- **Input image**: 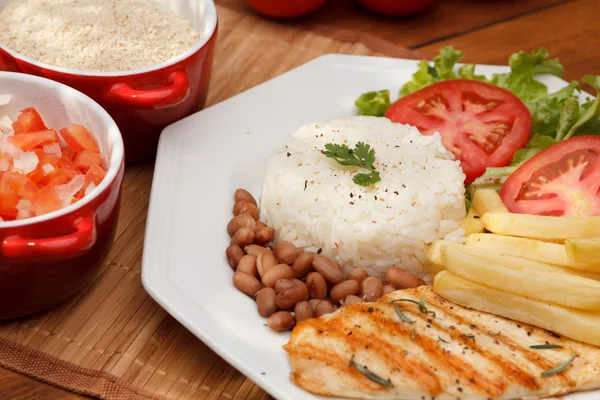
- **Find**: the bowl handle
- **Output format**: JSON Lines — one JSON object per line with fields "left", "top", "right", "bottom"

{"left": 107, "top": 70, "right": 190, "bottom": 109}
{"left": 2, "top": 213, "right": 97, "bottom": 260}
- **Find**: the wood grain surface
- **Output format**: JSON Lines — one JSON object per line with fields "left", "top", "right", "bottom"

{"left": 1, "top": 0, "right": 599, "bottom": 399}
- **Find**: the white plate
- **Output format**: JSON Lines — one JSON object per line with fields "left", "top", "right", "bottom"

{"left": 142, "top": 54, "right": 593, "bottom": 400}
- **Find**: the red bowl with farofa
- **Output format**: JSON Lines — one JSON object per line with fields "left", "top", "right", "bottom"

{"left": 0, "top": 0, "right": 218, "bottom": 163}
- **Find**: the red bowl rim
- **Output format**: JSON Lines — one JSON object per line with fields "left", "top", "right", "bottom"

{"left": 0, "top": 71, "right": 125, "bottom": 228}
{"left": 0, "top": 0, "right": 217, "bottom": 78}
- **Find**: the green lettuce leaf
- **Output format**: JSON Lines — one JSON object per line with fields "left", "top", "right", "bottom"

{"left": 399, "top": 46, "right": 465, "bottom": 96}
{"left": 355, "top": 90, "right": 391, "bottom": 117}
{"left": 560, "top": 75, "right": 600, "bottom": 140}
{"left": 468, "top": 134, "right": 557, "bottom": 194}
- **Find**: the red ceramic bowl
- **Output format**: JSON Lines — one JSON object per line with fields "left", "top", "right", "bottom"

{"left": 0, "top": 0, "right": 218, "bottom": 164}
{"left": 0, "top": 71, "right": 125, "bottom": 319}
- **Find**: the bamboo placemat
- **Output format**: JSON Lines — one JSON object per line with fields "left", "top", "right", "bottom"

{"left": 0, "top": 5, "right": 419, "bottom": 400}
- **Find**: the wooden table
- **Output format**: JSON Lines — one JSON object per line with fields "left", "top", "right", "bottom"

{"left": 1, "top": 0, "right": 598, "bottom": 398}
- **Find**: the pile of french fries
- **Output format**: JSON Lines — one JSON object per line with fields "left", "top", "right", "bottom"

{"left": 430, "top": 189, "right": 600, "bottom": 347}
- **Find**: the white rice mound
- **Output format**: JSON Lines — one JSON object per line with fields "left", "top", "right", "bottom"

{"left": 259, "top": 116, "right": 466, "bottom": 279}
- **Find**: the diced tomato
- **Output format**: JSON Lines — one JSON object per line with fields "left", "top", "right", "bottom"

{"left": 59, "top": 124, "right": 100, "bottom": 153}
{"left": 11, "top": 108, "right": 48, "bottom": 134}
{"left": 8, "top": 129, "right": 58, "bottom": 151}
{"left": 74, "top": 150, "right": 102, "bottom": 172}
{"left": 30, "top": 184, "right": 63, "bottom": 215}
{"left": 86, "top": 164, "right": 107, "bottom": 186}
{"left": 61, "top": 145, "right": 76, "bottom": 161}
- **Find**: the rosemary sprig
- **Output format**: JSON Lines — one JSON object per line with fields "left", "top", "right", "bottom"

{"left": 530, "top": 344, "right": 563, "bottom": 350}
{"left": 438, "top": 336, "right": 450, "bottom": 344}
{"left": 349, "top": 356, "right": 393, "bottom": 387}
{"left": 394, "top": 305, "right": 415, "bottom": 323}
{"left": 389, "top": 295, "right": 435, "bottom": 316}
{"left": 541, "top": 354, "right": 576, "bottom": 377}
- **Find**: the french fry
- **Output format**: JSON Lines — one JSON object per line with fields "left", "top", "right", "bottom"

{"left": 482, "top": 212, "right": 600, "bottom": 241}
{"left": 433, "top": 271, "right": 600, "bottom": 347}
{"left": 466, "top": 233, "right": 600, "bottom": 272}
{"left": 440, "top": 245, "right": 600, "bottom": 310}
{"left": 461, "top": 208, "right": 484, "bottom": 236}
{"left": 471, "top": 189, "right": 508, "bottom": 216}
{"left": 566, "top": 237, "right": 600, "bottom": 263}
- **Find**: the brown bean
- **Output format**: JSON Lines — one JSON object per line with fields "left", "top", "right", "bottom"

{"left": 348, "top": 268, "right": 369, "bottom": 283}
{"left": 226, "top": 245, "right": 244, "bottom": 268}
{"left": 233, "top": 199, "right": 249, "bottom": 216}
{"left": 232, "top": 271, "right": 262, "bottom": 296}
{"left": 274, "top": 279, "right": 294, "bottom": 294}
{"left": 235, "top": 189, "right": 257, "bottom": 206}
{"left": 314, "top": 300, "right": 335, "bottom": 317}
{"left": 386, "top": 267, "right": 426, "bottom": 289}
{"left": 227, "top": 213, "right": 256, "bottom": 237}
{"left": 245, "top": 244, "right": 271, "bottom": 257}
{"left": 343, "top": 295, "right": 363, "bottom": 305}
{"left": 231, "top": 227, "right": 254, "bottom": 247}
{"left": 330, "top": 280, "right": 360, "bottom": 305}
{"left": 256, "top": 287, "right": 277, "bottom": 318}
{"left": 254, "top": 226, "right": 275, "bottom": 245}
{"left": 382, "top": 284, "right": 396, "bottom": 295}
{"left": 262, "top": 264, "right": 293, "bottom": 288}
{"left": 257, "top": 252, "right": 278, "bottom": 278}
{"left": 292, "top": 251, "right": 315, "bottom": 278}
{"left": 267, "top": 311, "right": 294, "bottom": 332}
{"left": 306, "top": 272, "right": 328, "bottom": 300}
{"left": 312, "top": 255, "right": 344, "bottom": 284}
{"left": 294, "top": 301, "right": 314, "bottom": 322}
{"left": 361, "top": 277, "right": 383, "bottom": 302}
{"left": 308, "top": 299, "right": 321, "bottom": 313}
{"left": 276, "top": 282, "right": 308, "bottom": 310}
{"left": 273, "top": 241, "right": 298, "bottom": 265}
{"left": 239, "top": 202, "right": 259, "bottom": 220}
{"left": 236, "top": 255, "right": 257, "bottom": 276}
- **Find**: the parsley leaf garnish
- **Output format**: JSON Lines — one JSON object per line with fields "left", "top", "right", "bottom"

{"left": 323, "top": 142, "right": 382, "bottom": 187}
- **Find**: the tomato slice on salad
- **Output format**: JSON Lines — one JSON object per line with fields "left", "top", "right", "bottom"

{"left": 385, "top": 79, "right": 532, "bottom": 183}
{"left": 500, "top": 136, "right": 600, "bottom": 217}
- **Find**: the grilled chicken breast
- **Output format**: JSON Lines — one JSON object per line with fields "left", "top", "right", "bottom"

{"left": 284, "top": 286, "right": 600, "bottom": 399}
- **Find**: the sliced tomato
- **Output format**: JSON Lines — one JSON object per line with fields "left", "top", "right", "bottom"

{"left": 30, "top": 184, "right": 63, "bottom": 215}
{"left": 59, "top": 124, "right": 100, "bottom": 153}
{"left": 8, "top": 129, "right": 58, "bottom": 151}
{"left": 86, "top": 164, "right": 106, "bottom": 186}
{"left": 500, "top": 136, "right": 600, "bottom": 217}
{"left": 74, "top": 150, "right": 102, "bottom": 172}
{"left": 385, "top": 79, "right": 532, "bottom": 183}
{"left": 11, "top": 108, "right": 48, "bottom": 134}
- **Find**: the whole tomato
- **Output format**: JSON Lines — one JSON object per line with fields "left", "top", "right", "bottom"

{"left": 246, "top": 0, "right": 328, "bottom": 19}
{"left": 357, "top": 0, "right": 436, "bottom": 16}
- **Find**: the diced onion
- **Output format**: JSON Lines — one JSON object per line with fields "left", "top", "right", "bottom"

{"left": 43, "top": 142, "right": 62, "bottom": 157}
{"left": 0, "top": 94, "right": 11, "bottom": 106}
{"left": 55, "top": 174, "right": 85, "bottom": 207}
{"left": 12, "top": 151, "right": 39, "bottom": 174}
{"left": 16, "top": 199, "right": 32, "bottom": 212}
{"left": 42, "top": 163, "right": 55, "bottom": 174}
{"left": 0, "top": 115, "right": 13, "bottom": 134}
{"left": 84, "top": 182, "right": 96, "bottom": 197}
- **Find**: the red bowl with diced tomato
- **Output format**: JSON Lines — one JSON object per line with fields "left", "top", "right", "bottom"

{"left": 0, "top": 0, "right": 217, "bottom": 163}
{"left": 0, "top": 71, "right": 124, "bottom": 319}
